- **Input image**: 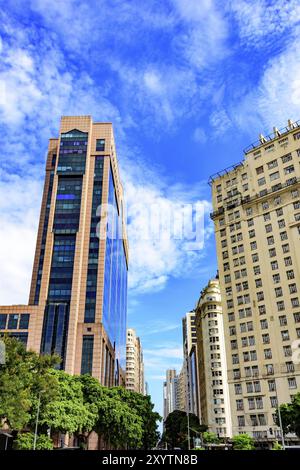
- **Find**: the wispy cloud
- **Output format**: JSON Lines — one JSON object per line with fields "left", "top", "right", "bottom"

{"left": 233, "top": 26, "right": 300, "bottom": 133}
{"left": 229, "top": 0, "right": 300, "bottom": 48}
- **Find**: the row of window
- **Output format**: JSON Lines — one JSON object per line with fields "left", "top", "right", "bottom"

{"left": 219, "top": 189, "right": 300, "bottom": 227}
{"left": 0, "top": 313, "right": 30, "bottom": 330}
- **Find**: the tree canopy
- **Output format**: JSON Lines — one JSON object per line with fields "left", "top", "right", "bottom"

{"left": 276, "top": 393, "right": 300, "bottom": 437}
{"left": 163, "top": 410, "right": 205, "bottom": 450}
{"left": 232, "top": 433, "right": 255, "bottom": 450}
{"left": 0, "top": 337, "right": 161, "bottom": 449}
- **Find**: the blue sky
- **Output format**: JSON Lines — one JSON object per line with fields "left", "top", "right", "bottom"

{"left": 1, "top": 0, "right": 300, "bottom": 418}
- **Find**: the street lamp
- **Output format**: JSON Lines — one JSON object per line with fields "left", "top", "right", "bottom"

{"left": 185, "top": 347, "right": 191, "bottom": 450}
{"left": 33, "top": 390, "right": 45, "bottom": 450}
{"left": 275, "top": 384, "right": 285, "bottom": 450}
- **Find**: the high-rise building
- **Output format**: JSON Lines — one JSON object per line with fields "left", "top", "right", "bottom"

{"left": 209, "top": 120, "right": 300, "bottom": 443}
{"left": 163, "top": 369, "right": 178, "bottom": 421}
{"left": 182, "top": 312, "right": 199, "bottom": 417}
{"left": 125, "top": 328, "right": 145, "bottom": 394}
{"left": 177, "top": 365, "right": 187, "bottom": 412}
{"left": 195, "top": 278, "right": 232, "bottom": 437}
{"left": 0, "top": 116, "right": 128, "bottom": 387}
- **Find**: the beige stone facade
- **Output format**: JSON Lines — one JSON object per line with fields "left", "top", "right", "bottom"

{"left": 125, "top": 328, "right": 145, "bottom": 394}
{"left": 195, "top": 278, "right": 232, "bottom": 437}
{"left": 210, "top": 120, "right": 300, "bottom": 442}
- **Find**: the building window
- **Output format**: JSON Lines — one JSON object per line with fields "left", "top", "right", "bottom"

{"left": 284, "top": 165, "right": 295, "bottom": 174}
{"left": 275, "top": 287, "right": 283, "bottom": 297}
{"left": 278, "top": 219, "right": 286, "bottom": 229}
{"left": 268, "top": 380, "right": 276, "bottom": 392}
{"left": 283, "top": 345, "right": 292, "bottom": 357}
{"left": 288, "top": 377, "right": 297, "bottom": 389}
{"left": 0, "top": 314, "right": 7, "bottom": 329}
{"left": 19, "top": 314, "right": 30, "bottom": 330}
{"left": 270, "top": 171, "right": 280, "bottom": 181}
{"left": 262, "top": 334, "right": 270, "bottom": 344}
{"left": 258, "top": 177, "right": 266, "bottom": 186}
{"left": 291, "top": 298, "right": 300, "bottom": 308}
{"left": 293, "top": 312, "right": 300, "bottom": 323}
{"left": 282, "top": 153, "right": 292, "bottom": 163}
{"left": 96, "top": 139, "right": 105, "bottom": 151}
{"left": 7, "top": 314, "right": 19, "bottom": 329}
{"left": 281, "top": 330, "right": 290, "bottom": 341}
{"left": 264, "top": 348, "right": 272, "bottom": 359}
{"left": 271, "top": 261, "right": 278, "bottom": 271}
{"left": 279, "top": 315, "right": 287, "bottom": 326}
{"left": 269, "top": 248, "right": 276, "bottom": 258}
{"left": 289, "top": 284, "right": 297, "bottom": 294}
{"left": 81, "top": 335, "right": 94, "bottom": 375}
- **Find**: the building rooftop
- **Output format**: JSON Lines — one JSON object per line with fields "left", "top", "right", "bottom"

{"left": 208, "top": 119, "right": 300, "bottom": 185}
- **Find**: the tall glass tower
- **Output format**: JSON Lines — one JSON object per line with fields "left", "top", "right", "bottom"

{"left": 0, "top": 116, "right": 128, "bottom": 386}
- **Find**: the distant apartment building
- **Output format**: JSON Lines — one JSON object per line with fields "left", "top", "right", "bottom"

{"left": 177, "top": 365, "right": 187, "bottom": 412}
{"left": 163, "top": 369, "right": 178, "bottom": 421}
{"left": 209, "top": 120, "right": 300, "bottom": 443}
{"left": 0, "top": 116, "right": 129, "bottom": 387}
{"left": 125, "top": 328, "right": 145, "bottom": 394}
{"left": 182, "top": 312, "right": 199, "bottom": 417}
{"left": 195, "top": 278, "right": 232, "bottom": 437}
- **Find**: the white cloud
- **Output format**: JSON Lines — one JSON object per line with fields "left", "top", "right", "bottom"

{"left": 110, "top": 61, "right": 199, "bottom": 127}
{"left": 234, "top": 29, "right": 300, "bottom": 132}
{"left": 230, "top": 0, "right": 300, "bottom": 47}
{"left": 0, "top": 171, "right": 42, "bottom": 304}
{"left": 144, "top": 347, "right": 183, "bottom": 359}
{"left": 193, "top": 127, "right": 207, "bottom": 144}
{"left": 0, "top": 14, "right": 214, "bottom": 304}
{"left": 0, "top": 16, "right": 121, "bottom": 139}
{"left": 209, "top": 108, "right": 234, "bottom": 136}
{"left": 123, "top": 156, "right": 212, "bottom": 293}
{"left": 172, "top": 0, "right": 228, "bottom": 69}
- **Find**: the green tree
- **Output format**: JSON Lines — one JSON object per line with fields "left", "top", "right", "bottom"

{"left": 105, "top": 387, "right": 161, "bottom": 449}
{"left": 272, "top": 441, "right": 283, "bottom": 450}
{"left": 164, "top": 410, "right": 202, "bottom": 450}
{"left": 232, "top": 433, "right": 255, "bottom": 450}
{"left": 78, "top": 376, "right": 143, "bottom": 449}
{"left": 15, "top": 432, "right": 53, "bottom": 450}
{"left": 0, "top": 336, "right": 59, "bottom": 430}
{"left": 275, "top": 393, "right": 300, "bottom": 437}
{"left": 202, "top": 431, "right": 219, "bottom": 444}
{"left": 40, "top": 371, "right": 98, "bottom": 436}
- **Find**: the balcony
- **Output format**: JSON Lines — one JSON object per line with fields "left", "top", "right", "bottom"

{"left": 210, "top": 206, "right": 225, "bottom": 220}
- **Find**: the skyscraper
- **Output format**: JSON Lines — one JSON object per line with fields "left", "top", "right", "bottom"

{"left": 125, "top": 328, "right": 145, "bottom": 394}
{"left": 195, "top": 278, "right": 232, "bottom": 437}
{"left": 0, "top": 116, "right": 128, "bottom": 386}
{"left": 163, "top": 369, "right": 178, "bottom": 421}
{"left": 209, "top": 120, "right": 300, "bottom": 443}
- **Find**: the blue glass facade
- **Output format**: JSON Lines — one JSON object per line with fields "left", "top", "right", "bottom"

{"left": 84, "top": 157, "right": 104, "bottom": 323}
{"left": 40, "top": 303, "right": 69, "bottom": 366}
{"left": 102, "top": 167, "right": 128, "bottom": 370}
{"left": 33, "top": 166, "right": 55, "bottom": 304}
{"left": 41, "top": 130, "right": 88, "bottom": 367}
{"left": 48, "top": 235, "right": 76, "bottom": 301}
{"left": 81, "top": 335, "right": 94, "bottom": 374}
{"left": 57, "top": 130, "right": 88, "bottom": 175}
{"left": 53, "top": 177, "right": 83, "bottom": 234}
